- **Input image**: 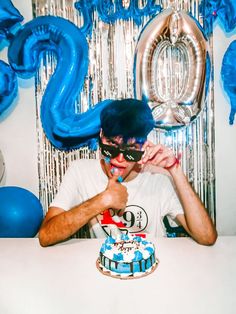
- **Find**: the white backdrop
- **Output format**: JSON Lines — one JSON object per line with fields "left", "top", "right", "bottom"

{"left": 0, "top": 0, "right": 235, "bottom": 235}
{"left": 0, "top": 0, "right": 38, "bottom": 196}
{"left": 214, "top": 24, "right": 236, "bottom": 235}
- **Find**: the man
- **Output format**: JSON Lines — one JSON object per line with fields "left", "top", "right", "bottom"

{"left": 39, "top": 99, "right": 217, "bottom": 246}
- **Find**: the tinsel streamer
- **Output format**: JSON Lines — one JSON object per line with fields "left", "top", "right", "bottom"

{"left": 32, "top": 0, "right": 216, "bottom": 232}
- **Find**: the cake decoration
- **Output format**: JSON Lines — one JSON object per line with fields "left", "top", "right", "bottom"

{"left": 96, "top": 234, "right": 158, "bottom": 279}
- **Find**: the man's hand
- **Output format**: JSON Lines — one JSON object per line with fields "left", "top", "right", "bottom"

{"left": 138, "top": 140, "right": 177, "bottom": 169}
{"left": 103, "top": 173, "right": 128, "bottom": 211}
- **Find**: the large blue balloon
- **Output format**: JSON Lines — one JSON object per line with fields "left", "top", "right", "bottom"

{"left": 96, "top": 0, "right": 161, "bottom": 25}
{"left": 0, "top": 60, "right": 18, "bottom": 119}
{"left": 53, "top": 98, "right": 114, "bottom": 148}
{"left": 221, "top": 40, "right": 236, "bottom": 125}
{"left": 217, "top": 0, "right": 236, "bottom": 32}
{"left": 8, "top": 15, "right": 102, "bottom": 150}
{"left": 74, "top": 0, "right": 161, "bottom": 30}
{"left": 0, "top": 186, "right": 43, "bottom": 237}
{"left": 74, "top": 0, "right": 96, "bottom": 36}
{"left": 202, "top": 0, "right": 236, "bottom": 36}
{"left": 0, "top": 0, "right": 23, "bottom": 42}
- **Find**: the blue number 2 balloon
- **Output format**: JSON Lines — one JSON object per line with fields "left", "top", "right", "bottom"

{"left": 0, "top": 0, "right": 23, "bottom": 41}
{"left": 8, "top": 15, "right": 106, "bottom": 150}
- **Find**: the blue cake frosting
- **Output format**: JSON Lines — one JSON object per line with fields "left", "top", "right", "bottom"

{"left": 99, "top": 235, "right": 157, "bottom": 276}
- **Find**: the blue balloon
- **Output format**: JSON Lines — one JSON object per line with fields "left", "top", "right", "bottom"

{"left": 201, "top": 0, "right": 236, "bottom": 36}
{"left": 53, "top": 99, "right": 114, "bottom": 146}
{"left": 74, "top": 0, "right": 96, "bottom": 36}
{"left": 0, "top": 0, "right": 23, "bottom": 42}
{"left": 0, "top": 186, "right": 43, "bottom": 237}
{"left": 133, "top": 0, "right": 162, "bottom": 25}
{"left": 217, "top": 0, "right": 236, "bottom": 32}
{"left": 113, "top": 0, "right": 161, "bottom": 25}
{"left": 8, "top": 15, "right": 100, "bottom": 150}
{"left": 75, "top": 0, "right": 161, "bottom": 26}
{"left": 221, "top": 40, "right": 236, "bottom": 125}
{"left": 199, "top": 0, "right": 220, "bottom": 37}
{"left": 96, "top": 0, "right": 118, "bottom": 24}
{"left": 205, "top": 52, "right": 211, "bottom": 100}
{"left": 0, "top": 60, "right": 18, "bottom": 119}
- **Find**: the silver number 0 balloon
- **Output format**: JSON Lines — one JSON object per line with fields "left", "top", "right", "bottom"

{"left": 134, "top": 8, "right": 209, "bottom": 130}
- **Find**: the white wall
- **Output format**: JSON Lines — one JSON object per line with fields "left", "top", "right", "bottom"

{"left": 0, "top": 0, "right": 38, "bottom": 196}
{"left": 213, "top": 23, "right": 236, "bottom": 235}
{"left": 0, "top": 1, "right": 235, "bottom": 234}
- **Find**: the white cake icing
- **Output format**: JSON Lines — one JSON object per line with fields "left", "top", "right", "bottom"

{"left": 98, "top": 234, "right": 157, "bottom": 278}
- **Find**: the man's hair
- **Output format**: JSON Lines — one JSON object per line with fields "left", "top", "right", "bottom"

{"left": 100, "top": 98, "right": 155, "bottom": 140}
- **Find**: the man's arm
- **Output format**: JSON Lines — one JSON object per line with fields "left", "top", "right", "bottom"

{"left": 39, "top": 174, "right": 128, "bottom": 247}
{"left": 39, "top": 193, "right": 107, "bottom": 247}
{"left": 169, "top": 165, "right": 217, "bottom": 245}
{"left": 140, "top": 141, "right": 217, "bottom": 246}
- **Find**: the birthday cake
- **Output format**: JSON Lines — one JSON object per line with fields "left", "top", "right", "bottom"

{"left": 96, "top": 234, "right": 158, "bottom": 279}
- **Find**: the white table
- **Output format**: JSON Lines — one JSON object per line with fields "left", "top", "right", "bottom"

{"left": 0, "top": 237, "right": 235, "bottom": 314}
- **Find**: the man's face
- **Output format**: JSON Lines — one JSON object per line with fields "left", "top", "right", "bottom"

{"left": 100, "top": 134, "right": 145, "bottom": 182}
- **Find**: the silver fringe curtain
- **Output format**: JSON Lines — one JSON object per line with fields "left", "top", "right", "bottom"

{"left": 32, "top": 0, "right": 216, "bottom": 227}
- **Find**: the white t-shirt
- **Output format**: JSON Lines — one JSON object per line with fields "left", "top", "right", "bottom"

{"left": 50, "top": 159, "right": 184, "bottom": 238}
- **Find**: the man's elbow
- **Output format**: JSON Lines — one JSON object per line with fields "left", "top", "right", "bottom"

{"left": 38, "top": 228, "right": 51, "bottom": 247}
{"left": 196, "top": 229, "right": 218, "bottom": 246}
